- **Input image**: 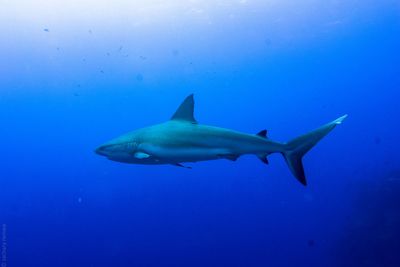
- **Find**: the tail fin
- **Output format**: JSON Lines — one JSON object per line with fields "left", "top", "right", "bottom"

{"left": 282, "top": 115, "right": 348, "bottom": 186}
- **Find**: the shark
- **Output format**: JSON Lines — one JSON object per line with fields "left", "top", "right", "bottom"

{"left": 95, "top": 94, "right": 347, "bottom": 185}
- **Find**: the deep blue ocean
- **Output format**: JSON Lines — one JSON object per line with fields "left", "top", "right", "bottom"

{"left": 1, "top": 1, "right": 400, "bottom": 266}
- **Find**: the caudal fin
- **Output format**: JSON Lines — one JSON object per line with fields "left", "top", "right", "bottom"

{"left": 282, "top": 115, "right": 348, "bottom": 186}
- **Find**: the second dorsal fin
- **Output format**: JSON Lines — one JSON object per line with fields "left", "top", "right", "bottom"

{"left": 171, "top": 94, "right": 197, "bottom": 123}
{"left": 256, "top": 129, "right": 268, "bottom": 138}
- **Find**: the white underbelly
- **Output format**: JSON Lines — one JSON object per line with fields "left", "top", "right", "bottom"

{"left": 145, "top": 145, "right": 231, "bottom": 163}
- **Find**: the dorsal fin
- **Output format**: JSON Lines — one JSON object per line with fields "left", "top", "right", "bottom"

{"left": 171, "top": 94, "right": 197, "bottom": 123}
{"left": 256, "top": 129, "right": 268, "bottom": 138}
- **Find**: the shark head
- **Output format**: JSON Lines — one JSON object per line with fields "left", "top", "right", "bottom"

{"left": 95, "top": 132, "right": 141, "bottom": 163}
{"left": 95, "top": 94, "right": 197, "bottom": 165}
{"left": 95, "top": 129, "right": 164, "bottom": 164}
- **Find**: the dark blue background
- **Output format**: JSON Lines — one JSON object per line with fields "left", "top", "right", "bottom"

{"left": 1, "top": 1, "right": 399, "bottom": 266}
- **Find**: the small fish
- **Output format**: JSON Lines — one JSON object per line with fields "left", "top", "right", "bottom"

{"left": 172, "top": 49, "right": 179, "bottom": 56}
{"left": 136, "top": 74, "right": 143, "bottom": 81}
{"left": 374, "top": 136, "right": 381, "bottom": 144}
{"left": 307, "top": 239, "right": 315, "bottom": 247}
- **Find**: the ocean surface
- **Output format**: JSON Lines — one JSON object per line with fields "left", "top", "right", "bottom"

{"left": 1, "top": 1, "right": 399, "bottom": 266}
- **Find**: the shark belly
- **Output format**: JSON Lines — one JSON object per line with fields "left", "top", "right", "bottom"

{"left": 139, "top": 142, "right": 233, "bottom": 163}
{"left": 137, "top": 125, "right": 275, "bottom": 164}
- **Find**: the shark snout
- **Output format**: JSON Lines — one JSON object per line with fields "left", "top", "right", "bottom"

{"left": 95, "top": 146, "right": 108, "bottom": 156}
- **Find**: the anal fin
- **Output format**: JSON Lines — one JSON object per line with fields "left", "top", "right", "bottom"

{"left": 257, "top": 154, "right": 269, "bottom": 164}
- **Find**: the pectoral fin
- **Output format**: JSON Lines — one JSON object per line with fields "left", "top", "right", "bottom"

{"left": 133, "top": 152, "right": 151, "bottom": 159}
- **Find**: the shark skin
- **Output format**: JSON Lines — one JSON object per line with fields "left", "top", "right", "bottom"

{"left": 95, "top": 94, "right": 347, "bottom": 185}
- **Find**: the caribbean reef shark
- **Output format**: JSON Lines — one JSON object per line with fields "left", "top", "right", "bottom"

{"left": 95, "top": 94, "right": 347, "bottom": 185}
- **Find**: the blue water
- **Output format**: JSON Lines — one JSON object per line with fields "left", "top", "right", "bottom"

{"left": 1, "top": 1, "right": 400, "bottom": 266}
